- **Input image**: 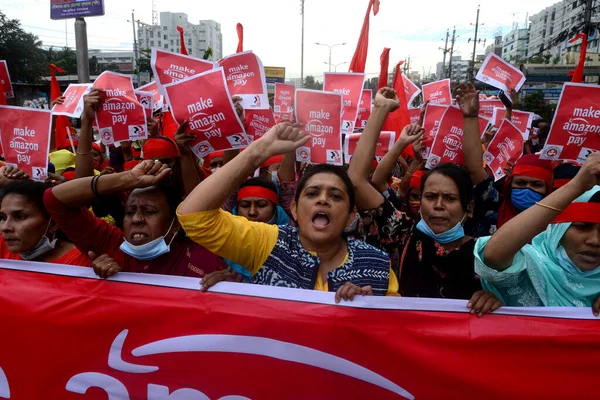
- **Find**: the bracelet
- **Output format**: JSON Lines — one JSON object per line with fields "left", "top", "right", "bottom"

{"left": 91, "top": 175, "right": 101, "bottom": 199}
{"left": 535, "top": 202, "right": 563, "bottom": 212}
{"left": 76, "top": 149, "right": 94, "bottom": 155}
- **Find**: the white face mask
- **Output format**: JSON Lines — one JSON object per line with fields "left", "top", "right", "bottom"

{"left": 19, "top": 221, "right": 57, "bottom": 261}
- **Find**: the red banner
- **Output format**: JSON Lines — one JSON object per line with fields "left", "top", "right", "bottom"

{"left": 425, "top": 105, "right": 465, "bottom": 168}
{"left": 135, "top": 90, "right": 155, "bottom": 118}
{"left": 151, "top": 48, "right": 215, "bottom": 99}
{"left": 1, "top": 261, "right": 599, "bottom": 399}
{"left": 421, "top": 104, "right": 448, "bottom": 159}
{"left": 217, "top": 51, "right": 268, "bottom": 110}
{"left": 356, "top": 89, "right": 372, "bottom": 129}
{"left": 344, "top": 131, "right": 395, "bottom": 163}
{"left": 295, "top": 89, "right": 343, "bottom": 165}
{"left": 164, "top": 68, "right": 248, "bottom": 159}
{"left": 476, "top": 53, "right": 526, "bottom": 93}
{"left": 491, "top": 108, "right": 533, "bottom": 140}
{"left": 52, "top": 83, "right": 92, "bottom": 118}
{"left": 323, "top": 72, "right": 366, "bottom": 134}
{"left": 244, "top": 108, "right": 276, "bottom": 142}
{"left": 408, "top": 107, "right": 420, "bottom": 125}
{"left": 541, "top": 83, "right": 600, "bottom": 163}
{"left": 401, "top": 73, "right": 421, "bottom": 106}
{"left": 274, "top": 82, "right": 295, "bottom": 123}
{"left": 422, "top": 79, "right": 451, "bottom": 105}
{"left": 483, "top": 119, "right": 524, "bottom": 181}
{"left": 0, "top": 60, "right": 14, "bottom": 99}
{"left": 0, "top": 106, "right": 51, "bottom": 180}
{"left": 479, "top": 99, "right": 504, "bottom": 120}
{"left": 138, "top": 81, "right": 166, "bottom": 112}
{"left": 93, "top": 71, "right": 148, "bottom": 145}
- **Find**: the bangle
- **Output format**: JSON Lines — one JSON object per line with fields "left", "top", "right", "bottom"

{"left": 535, "top": 202, "right": 563, "bottom": 213}
{"left": 91, "top": 175, "right": 101, "bottom": 198}
{"left": 76, "top": 149, "right": 94, "bottom": 155}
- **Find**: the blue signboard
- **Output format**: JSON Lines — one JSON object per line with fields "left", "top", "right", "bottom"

{"left": 520, "top": 88, "right": 563, "bottom": 100}
{"left": 51, "top": 0, "right": 105, "bottom": 20}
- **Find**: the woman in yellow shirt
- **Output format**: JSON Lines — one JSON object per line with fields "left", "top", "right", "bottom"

{"left": 178, "top": 123, "right": 399, "bottom": 302}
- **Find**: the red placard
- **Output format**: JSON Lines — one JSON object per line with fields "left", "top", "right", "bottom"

{"left": 1, "top": 261, "right": 600, "bottom": 399}
{"left": 164, "top": 68, "right": 247, "bottom": 159}
{"left": 479, "top": 99, "right": 504, "bottom": 120}
{"left": 0, "top": 106, "right": 51, "bottom": 180}
{"left": 491, "top": 108, "right": 534, "bottom": 140}
{"left": 483, "top": 119, "right": 524, "bottom": 181}
{"left": 421, "top": 104, "right": 448, "bottom": 159}
{"left": 425, "top": 105, "right": 465, "bottom": 168}
{"left": 356, "top": 89, "right": 372, "bottom": 129}
{"left": 274, "top": 82, "right": 295, "bottom": 121}
{"left": 151, "top": 48, "right": 215, "bottom": 98}
{"left": 138, "top": 81, "right": 165, "bottom": 112}
{"left": 408, "top": 108, "right": 420, "bottom": 125}
{"left": 217, "top": 51, "right": 268, "bottom": 110}
{"left": 422, "top": 79, "right": 451, "bottom": 105}
{"left": 344, "top": 131, "right": 395, "bottom": 163}
{"left": 244, "top": 107, "right": 275, "bottom": 142}
{"left": 135, "top": 90, "right": 154, "bottom": 118}
{"left": 323, "top": 72, "right": 366, "bottom": 134}
{"left": 294, "top": 89, "right": 343, "bottom": 165}
{"left": 402, "top": 73, "right": 421, "bottom": 106}
{"left": 0, "top": 60, "right": 14, "bottom": 99}
{"left": 541, "top": 83, "right": 600, "bottom": 163}
{"left": 476, "top": 53, "right": 526, "bottom": 93}
{"left": 93, "top": 71, "right": 148, "bottom": 145}
{"left": 52, "top": 83, "right": 92, "bottom": 118}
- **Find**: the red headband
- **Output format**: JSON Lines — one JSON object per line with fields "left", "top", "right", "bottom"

{"left": 552, "top": 203, "right": 600, "bottom": 225}
{"left": 512, "top": 165, "right": 553, "bottom": 184}
{"left": 237, "top": 186, "right": 279, "bottom": 205}
{"left": 410, "top": 170, "right": 426, "bottom": 189}
{"left": 262, "top": 154, "right": 284, "bottom": 168}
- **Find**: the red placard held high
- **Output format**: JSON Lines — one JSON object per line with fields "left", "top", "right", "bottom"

{"left": 402, "top": 73, "right": 421, "bottom": 106}
{"left": 356, "top": 89, "right": 372, "bottom": 129}
{"left": 274, "top": 83, "right": 295, "bottom": 123}
{"left": 421, "top": 104, "right": 448, "bottom": 159}
{"left": 244, "top": 108, "right": 276, "bottom": 142}
{"left": 483, "top": 119, "right": 524, "bottom": 181}
{"left": 344, "top": 131, "right": 395, "bottom": 163}
{"left": 479, "top": 99, "right": 504, "bottom": 120}
{"left": 425, "top": 105, "right": 465, "bottom": 168}
{"left": 51, "top": 84, "right": 92, "bottom": 118}
{"left": 151, "top": 48, "right": 216, "bottom": 98}
{"left": 0, "top": 61, "right": 14, "bottom": 99}
{"left": 324, "top": 72, "right": 366, "bottom": 134}
{"left": 217, "top": 51, "right": 268, "bottom": 110}
{"left": 491, "top": 108, "right": 534, "bottom": 140}
{"left": 476, "top": 53, "right": 526, "bottom": 93}
{"left": 422, "top": 79, "right": 451, "bottom": 105}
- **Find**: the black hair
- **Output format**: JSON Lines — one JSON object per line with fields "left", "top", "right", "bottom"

{"left": 295, "top": 164, "right": 355, "bottom": 212}
{"left": 130, "top": 181, "right": 183, "bottom": 218}
{"left": 532, "top": 119, "right": 549, "bottom": 128}
{"left": 553, "top": 163, "right": 580, "bottom": 180}
{"left": 589, "top": 191, "right": 600, "bottom": 204}
{"left": 0, "top": 180, "right": 50, "bottom": 218}
{"left": 420, "top": 163, "right": 473, "bottom": 211}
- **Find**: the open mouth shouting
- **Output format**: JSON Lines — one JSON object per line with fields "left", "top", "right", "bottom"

{"left": 311, "top": 211, "right": 331, "bottom": 230}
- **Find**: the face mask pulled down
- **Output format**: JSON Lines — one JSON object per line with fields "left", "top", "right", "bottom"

{"left": 120, "top": 218, "right": 177, "bottom": 260}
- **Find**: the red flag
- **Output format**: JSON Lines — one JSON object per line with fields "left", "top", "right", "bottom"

{"left": 348, "top": 0, "right": 380, "bottom": 73}
{"left": 383, "top": 62, "right": 412, "bottom": 157}
{"left": 176, "top": 26, "right": 188, "bottom": 55}
{"left": 376, "top": 47, "right": 390, "bottom": 91}
{"left": 236, "top": 23, "right": 244, "bottom": 53}
{"left": 568, "top": 33, "right": 587, "bottom": 83}
{"left": 49, "top": 64, "right": 72, "bottom": 150}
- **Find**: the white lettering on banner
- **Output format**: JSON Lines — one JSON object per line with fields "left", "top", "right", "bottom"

{"left": 573, "top": 107, "right": 600, "bottom": 119}
{"left": 491, "top": 66, "right": 512, "bottom": 84}
{"left": 12, "top": 127, "right": 35, "bottom": 137}
{"left": 305, "top": 119, "right": 333, "bottom": 140}
{"left": 187, "top": 97, "right": 214, "bottom": 114}
{"left": 165, "top": 64, "right": 196, "bottom": 81}
{"left": 309, "top": 110, "right": 330, "bottom": 120}
{"left": 442, "top": 131, "right": 463, "bottom": 161}
{"left": 105, "top": 89, "right": 127, "bottom": 97}
{"left": 333, "top": 88, "right": 351, "bottom": 96}
{"left": 431, "top": 90, "right": 442, "bottom": 97}
{"left": 188, "top": 112, "right": 226, "bottom": 137}
{"left": 343, "top": 100, "right": 352, "bottom": 108}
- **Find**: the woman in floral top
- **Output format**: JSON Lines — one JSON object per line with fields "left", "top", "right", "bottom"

{"left": 348, "top": 87, "right": 502, "bottom": 316}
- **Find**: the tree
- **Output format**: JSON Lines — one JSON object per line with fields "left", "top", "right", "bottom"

{"left": 529, "top": 54, "right": 545, "bottom": 64}
{"left": 98, "top": 63, "right": 120, "bottom": 73}
{"left": 203, "top": 46, "right": 213, "bottom": 61}
{"left": 0, "top": 11, "right": 47, "bottom": 83}
{"left": 364, "top": 76, "right": 378, "bottom": 91}
{"left": 89, "top": 56, "right": 99, "bottom": 75}
{"left": 519, "top": 90, "right": 554, "bottom": 121}
{"left": 137, "top": 48, "right": 151, "bottom": 75}
{"left": 303, "top": 75, "right": 322, "bottom": 90}
{"left": 47, "top": 47, "right": 77, "bottom": 75}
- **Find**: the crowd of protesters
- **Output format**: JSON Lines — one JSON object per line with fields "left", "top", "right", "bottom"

{"left": 1, "top": 80, "right": 599, "bottom": 317}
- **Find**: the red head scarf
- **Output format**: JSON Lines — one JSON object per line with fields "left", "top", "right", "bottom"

{"left": 142, "top": 137, "right": 180, "bottom": 160}
{"left": 261, "top": 154, "right": 283, "bottom": 168}
{"left": 410, "top": 170, "right": 426, "bottom": 190}
{"left": 204, "top": 151, "right": 224, "bottom": 166}
{"left": 497, "top": 154, "right": 554, "bottom": 227}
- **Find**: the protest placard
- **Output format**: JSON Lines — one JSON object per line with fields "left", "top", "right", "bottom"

{"left": 138, "top": 81, "right": 166, "bottom": 112}
{"left": 151, "top": 49, "right": 215, "bottom": 98}
{"left": 408, "top": 107, "right": 421, "bottom": 125}
{"left": 0, "top": 106, "right": 51, "bottom": 181}
{"left": 274, "top": 83, "right": 295, "bottom": 115}
{"left": 244, "top": 108, "right": 275, "bottom": 143}
{"left": 421, "top": 104, "right": 448, "bottom": 159}
{"left": 164, "top": 68, "right": 247, "bottom": 159}
{"left": 51, "top": 84, "right": 91, "bottom": 118}
{"left": 344, "top": 131, "right": 395, "bottom": 163}
{"left": 93, "top": 71, "right": 148, "bottom": 145}
{"left": 295, "top": 89, "right": 343, "bottom": 165}
{"left": 402, "top": 73, "right": 421, "bottom": 106}
{"left": 217, "top": 51, "right": 269, "bottom": 110}
{"left": 135, "top": 90, "right": 154, "bottom": 118}
{"left": 479, "top": 99, "right": 504, "bottom": 120}
{"left": 0, "top": 61, "right": 14, "bottom": 99}
{"left": 540, "top": 83, "right": 600, "bottom": 163}
{"left": 356, "top": 89, "right": 372, "bottom": 129}
{"left": 483, "top": 119, "right": 524, "bottom": 181}
{"left": 324, "top": 72, "right": 365, "bottom": 134}
{"left": 491, "top": 108, "right": 533, "bottom": 140}
{"left": 425, "top": 106, "right": 465, "bottom": 168}
{"left": 476, "top": 53, "right": 526, "bottom": 94}
{"left": 422, "top": 79, "right": 451, "bottom": 105}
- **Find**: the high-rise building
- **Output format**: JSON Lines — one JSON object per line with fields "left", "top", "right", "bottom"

{"left": 485, "top": 36, "right": 504, "bottom": 57}
{"left": 502, "top": 28, "right": 529, "bottom": 63}
{"left": 137, "top": 12, "right": 223, "bottom": 61}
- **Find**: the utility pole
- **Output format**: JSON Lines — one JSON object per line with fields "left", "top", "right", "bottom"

{"left": 74, "top": 18, "right": 89, "bottom": 83}
{"left": 300, "top": 0, "right": 305, "bottom": 88}
{"left": 439, "top": 29, "right": 450, "bottom": 80}
{"left": 131, "top": 10, "right": 140, "bottom": 87}
{"left": 470, "top": 5, "right": 481, "bottom": 80}
{"left": 448, "top": 27, "right": 456, "bottom": 80}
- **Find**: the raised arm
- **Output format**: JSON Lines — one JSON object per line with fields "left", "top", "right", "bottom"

{"left": 483, "top": 153, "right": 600, "bottom": 271}
{"left": 455, "top": 82, "right": 487, "bottom": 185}
{"left": 75, "top": 89, "right": 101, "bottom": 179}
{"left": 178, "top": 123, "right": 308, "bottom": 215}
{"left": 173, "top": 121, "right": 204, "bottom": 197}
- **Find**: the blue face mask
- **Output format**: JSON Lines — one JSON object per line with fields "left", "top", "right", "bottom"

{"left": 511, "top": 188, "right": 543, "bottom": 211}
{"left": 119, "top": 218, "right": 177, "bottom": 260}
{"left": 416, "top": 213, "right": 467, "bottom": 244}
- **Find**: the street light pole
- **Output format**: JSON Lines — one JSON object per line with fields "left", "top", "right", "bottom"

{"left": 315, "top": 42, "right": 346, "bottom": 72}
{"left": 300, "top": 0, "right": 305, "bottom": 88}
{"left": 326, "top": 61, "right": 347, "bottom": 72}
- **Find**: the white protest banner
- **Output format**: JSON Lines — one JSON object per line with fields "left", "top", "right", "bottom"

{"left": 51, "top": 84, "right": 92, "bottom": 118}
{"left": 217, "top": 51, "right": 269, "bottom": 110}
{"left": 476, "top": 53, "right": 526, "bottom": 94}
{"left": 323, "top": 72, "right": 365, "bottom": 134}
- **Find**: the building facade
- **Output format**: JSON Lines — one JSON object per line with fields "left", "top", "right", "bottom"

{"left": 89, "top": 50, "right": 134, "bottom": 72}
{"left": 485, "top": 35, "right": 503, "bottom": 57}
{"left": 137, "top": 12, "right": 223, "bottom": 61}
{"left": 502, "top": 28, "right": 529, "bottom": 63}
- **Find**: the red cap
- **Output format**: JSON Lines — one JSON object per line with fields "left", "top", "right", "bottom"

{"left": 205, "top": 151, "right": 225, "bottom": 164}
{"left": 409, "top": 170, "right": 426, "bottom": 189}
{"left": 143, "top": 136, "right": 180, "bottom": 159}
{"left": 61, "top": 170, "right": 76, "bottom": 181}
{"left": 91, "top": 143, "right": 103, "bottom": 154}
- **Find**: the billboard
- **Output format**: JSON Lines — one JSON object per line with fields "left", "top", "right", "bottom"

{"left": 264, "top": 66, "right": 286, "bottom": 94}
{"left": 51, "top": 0, "right": 105, "bottom": 20}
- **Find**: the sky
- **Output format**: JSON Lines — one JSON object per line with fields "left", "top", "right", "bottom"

{"left": 1, "top": 0, "right": 559, "bottom": 80}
